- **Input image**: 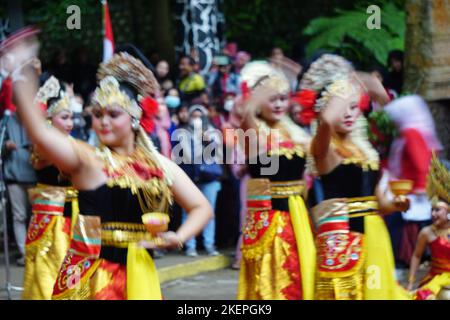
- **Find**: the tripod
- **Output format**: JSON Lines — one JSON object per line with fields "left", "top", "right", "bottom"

{"left": 0, "top": 112, "right": 23, "bottom": 300}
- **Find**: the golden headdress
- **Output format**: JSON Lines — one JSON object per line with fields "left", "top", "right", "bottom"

{"left": 299, "top": 54, "right": 356, "bottom": 112}
{"left": 93, "top": 52, "right": 159, "bottom": 119}
{"left": 240, "top": 61, "right": 290, "bottom": 94}
{"left": 92, "top": 52, "right": 173, "bottom": 187}
{"left": 34, "top": 76, "right": 71, "bottom": 118}
{"left": 427, "top": 153, "right": 450, "bottom": 204}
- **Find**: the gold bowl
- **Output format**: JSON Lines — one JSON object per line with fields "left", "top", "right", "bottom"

{"left": 389, "top": 179, "right": 413, "bottom": 196}
{"left": 142, "top": 212, "right": 170, "bottom": 236}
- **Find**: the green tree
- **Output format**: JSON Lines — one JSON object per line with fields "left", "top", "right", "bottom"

{"left": 303, "top": 3, "right": 405, "bottom": 67}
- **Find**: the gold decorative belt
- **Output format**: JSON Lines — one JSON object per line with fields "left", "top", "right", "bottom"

{"left": 346, "top": 196, "right": 378, "bottom": 218}
{"left": 247, "top": 179, "right": 305, "bottom": 211}
{"left": 270, "top": 180, "right": 305, "bottom": 198}
{"left": 101, "top": 222, "right": 161, "bottom": 248}
{"left": 313, "top": 196, "right": 379, "bottom": 226}
{"left": 36, "top": 183, "right": 78, "bottom": 202}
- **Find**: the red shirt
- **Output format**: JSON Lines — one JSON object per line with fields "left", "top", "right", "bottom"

{"left": 400, "top": 128, "right": 431, "bottom": 192}
{"left": 0, "top": 77, "right": 16, "bottom": 116}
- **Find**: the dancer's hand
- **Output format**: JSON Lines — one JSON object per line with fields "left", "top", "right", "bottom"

{"left": 352, "top": 71, "right": 390, "bottom": 106}
{"left": 138, "top": 231, "right": 184, "bottom": 250}
{"left": 1, "top": 36, "right": 40, "bottom": 79}
{"left": 393, "top": 195, "right": 410, "bottom": 212}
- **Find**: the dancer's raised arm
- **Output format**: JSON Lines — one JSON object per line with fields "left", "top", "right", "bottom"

{"left": 6, "top": 37, "right": 83, "bottom": 175}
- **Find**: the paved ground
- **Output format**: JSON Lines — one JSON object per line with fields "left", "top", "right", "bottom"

{"left": 162, "top": 268, "right": 239, "bottom": 300}
{"left": 0, "top": 248, "right": 427, "bottom": 300}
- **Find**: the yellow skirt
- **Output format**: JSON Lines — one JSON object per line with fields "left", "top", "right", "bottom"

{"left": 22, "top": 187, "right": 79, "bottom": 300}
{"left": 22, "top": 214, "right": 71, "bottom": 300}
{"left": 237, "top": 195, "right": 316, "bottom": 300}
{"left": 315, "top": 215, "right": 412, "bottom": 300}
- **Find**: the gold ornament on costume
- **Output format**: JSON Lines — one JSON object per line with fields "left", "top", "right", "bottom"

{"left": 91, "top": 76, "right": 142, "bottom": 120}
{"left": 95, "top": 144, "right": 173, "bottom": 215}
{"left": 315, "top": 78, "right": 360, "bottom": 112}
{"left": 427, "top": 153, "right": 450, "bottom": 204}
{"left": 34, "top": 76, "right": 71, "bottom": 118}
{"left": 240, "top": 61, "right": 290, "bottom": 94}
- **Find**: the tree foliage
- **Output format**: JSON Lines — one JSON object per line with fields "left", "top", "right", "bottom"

{"left": 24, "top": 0, "right": 102, "bottom": 63}
{"left": 303, "top": 3, "right": 405, "bottom": 67}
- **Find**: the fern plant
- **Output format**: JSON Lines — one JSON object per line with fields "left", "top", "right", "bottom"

{"left": 303, "top": 3, "right": 405, "bottom": 67}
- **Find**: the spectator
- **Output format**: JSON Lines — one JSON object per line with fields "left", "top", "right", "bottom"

{"left": 385, "top": 50, "right": 404, "bottom": 95}
{"left": 208, "top": 56, "right": 242, "bottom": 107}
{"left": 156, "top": 60, "right": 174, "bottom": 93}
{"left": 173, "top": 104, "right": 222, "bottom": 257}
{"left": 154, "top": 97, "right": 172, "bottom": 158}
{"left": 165, "top": 88, "right": 181, "bottom": 113}
{"left": 233, "top": 51, "right": 251, "bottom": 75}
{"left": 2, "top": 111, "right": 37, "bottom": 266}
{"left": 178, "top": 55, "right": 206, "bottom": 105}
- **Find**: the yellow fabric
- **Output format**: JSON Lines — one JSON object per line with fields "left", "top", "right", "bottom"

{"left": 288, "top": 195, "right": 316, "bottom": 300}
{"left": 364, "top": 215, "right": 412, "bottom": 300}
{"left": 126, "top": 243, "right": 162, "bottom": 300}
{"left": 22, "top": 216, "right": 70, "bottom": 300}
{"left": 70, "top": 198, "right": 79, "bottom": 238}
{"left": 316, "top": 271, "right": 364, "bottom": 300}
{"left": 237, "top": 212, "right": 296, "bottom": 299}
{"left": 419, "top": 273, "right": 450, "bottom": 298}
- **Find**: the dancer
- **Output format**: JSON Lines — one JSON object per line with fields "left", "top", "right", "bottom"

{"left": 304, "top": 54, "right": 410, "bottom": 300}
{"left": 408, "top": 154, "right": 450, "bottom": 300}
{"left": 22, "top": 76, "right": 78, "bottom": 299}
{"left": 4, "top": 36, "right": 212, "bottom": 300}
{"left": 384, "top": 96, "right": 442, "bottom": 268}
{"left": 236, "top": 61, "right": 315, "bottom": 300}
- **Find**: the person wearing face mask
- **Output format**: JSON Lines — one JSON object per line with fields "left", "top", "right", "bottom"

{"left": 165, "top": 88, "right": 181, "bottom": 111}
{"left": 69, "top": 93, "right": 87, "bottom": 141}
{"left": 174, "top": 104, "right": 223, "bottom": 257}
{"left": 305, "top": 54, "right": 410, "bottom": 300}
{"left": 22, "top": 76, "right": 79, "bottom": 300}
{"left": 407, "top": 154, "right": 450, "bottom": 299}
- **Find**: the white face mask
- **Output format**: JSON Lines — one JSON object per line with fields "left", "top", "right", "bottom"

{"left": 224, "top": 99, "right": 234, "bottom": 112}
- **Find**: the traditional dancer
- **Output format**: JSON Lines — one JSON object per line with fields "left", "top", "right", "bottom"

{"left": 22, "top": 76, "right": 78, "bottom": 299}
{"left": 235, "top": 61, "right": 316, "bottom": 300}
{"left": 303, "top": 54, "right": 411, "bottom": 300}
{"left": 408, "top": 154, "right": 450, "bottom": 300}
{"left": 5, "top": 36, "right": 212, "bottom": 300}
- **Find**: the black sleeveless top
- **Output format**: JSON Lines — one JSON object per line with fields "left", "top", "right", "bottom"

{"left": 35, "top": 165, "right": 72, "bottom": 217}
{"left": 78, "top": 184, "right": 167, "bottom": 264}
{"left": 311, "top": 163, "right": 380, "bottom": 233}
{"left": 247, "top": 142, "right": 306, "bottom": 212}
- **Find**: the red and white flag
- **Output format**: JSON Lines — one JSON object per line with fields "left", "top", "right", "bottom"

{"left": 102, "top": 0, "right": 114, "bottom": 62}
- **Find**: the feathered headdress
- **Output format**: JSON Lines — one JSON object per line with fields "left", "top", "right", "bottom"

{"left": 427, "top": 153, "right": 450, "bottom": 204}
{"left": 92, "top": 52, "right": 173, "bottom": 186}
{"left": 93, "top": 52, "right": 160, "bottom": 123}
